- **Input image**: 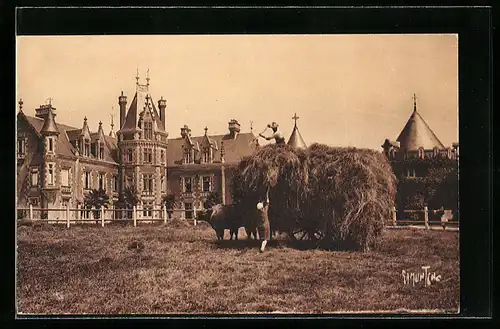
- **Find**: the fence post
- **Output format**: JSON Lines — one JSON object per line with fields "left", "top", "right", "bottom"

{"left": 193, "top": 205, "right": 197, "bottom": 226}
{"left": 392, "top": 206, "right": 397, "bottom": 226}
{"left": 424, "top": 206, "right": 429, "bottom": 230}
{"left": 29, "top": 204, "right": 33, "bottom": 221}
{"left": 133, "top": 206, "right": 137, "bottom": 227}
{"left": 66, "top": 204, "right": 70, "bottom": 228}
{"left": 163, "top": 206, "right": 167, "bottom": 224}
{"left": 101, "top": 207, "right": 105, "bottom": 227}
{"left": 90, "top": 206, "right": 95, "bottom": 220}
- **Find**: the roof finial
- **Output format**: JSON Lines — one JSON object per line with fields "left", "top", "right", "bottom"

{"left": 136, "top": 67, "right": 140, "bottom": 85}
{"left": 292, "top": 113, "right": 299, "bottom": 127}
{"left": 250, "top": 120, "right": 253, "bottom": 132}
{"left": 413, "top": 93, "right": 417, "bottom": 112}
{"left": 146, "top": 68, "right": 150, "bottom": 86}
{"left": 84, "top": 116, "right": 87, "bottom": 123}
{"left": 204, "top": 126, "right": 208, "bottom": 135}
{"left": 46, "top": 97, "right": 53, "bottom": 106}
{"left": 18, "top": 98, "right": 24, "bottom": 112}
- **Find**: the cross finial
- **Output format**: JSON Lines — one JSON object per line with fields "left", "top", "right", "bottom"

{"left": 136, "top": 68, "right": 140, "bottom": 84}
{"left": 110, "top": 113, "right": 114, "bottom": 127}
{"left": 18, "top": 98, "right": 23, "bottom": 112}
{"left": 250, "top": 121, "right": 253, "bottom": 132}
{"left": 46, "top": 97, "right": 53, "bottom": 105}
{"left": 292, "top": 113, "right": 299, "bottom": 127}
{"left": 413, "top": 93, "right": 418, "bottom": 112}
{"left": 84, "top": 116, "right": 87, "bottom": 123}
{"left": 204, "top": 126, "right": 208, "bottom": 135}
{"left": 146, "top": 68, "right": 150, "bottom": 85}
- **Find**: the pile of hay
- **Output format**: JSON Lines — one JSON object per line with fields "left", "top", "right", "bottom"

{"left": 231, "top": 144, "right": 308, "bottom": 230}
{"left": 230, "top": 143, "right": 396, "bottom": 251}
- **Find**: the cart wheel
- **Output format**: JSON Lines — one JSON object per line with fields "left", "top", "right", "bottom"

{"left": 288, "top": 227, "right": 326, "bottom": 242}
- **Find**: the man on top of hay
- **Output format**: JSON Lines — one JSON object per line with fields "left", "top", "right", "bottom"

{"left": 259, "top": 122, "right": 286, "bottom": 145}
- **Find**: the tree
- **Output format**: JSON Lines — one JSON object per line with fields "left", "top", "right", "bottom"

{"left": 83, "top": 188, "right": 110, "bottom": 219}
{"left": 163, "top": 193, "right": 176, "bottom": 219}
{"left": 203, "top": 190, "right": 222, "bottom": 209}
{"left": 115, "top": 186, "right": 139, "bottom": 219}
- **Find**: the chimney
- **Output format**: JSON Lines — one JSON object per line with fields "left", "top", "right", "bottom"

{"left": 228, "top": 119, "right": 241, "bottom": 140}
{"left": 180, "top": 125, "right": 191, "bottom": 138}
{"left": 118, "top": 91, "right": 127, "bottom": 129}
{"left": 35, "top": 104, "right": 56, "bottom": 120}
{"left": 158, "top": 97, "right": 166, "bottom": 127}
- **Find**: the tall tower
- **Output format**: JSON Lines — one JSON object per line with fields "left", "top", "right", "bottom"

{"left": 40, "top": 107, "right": 60, "bottom": 218}
{"left": 117, "top": 71, "right": 169, "bottom": 213}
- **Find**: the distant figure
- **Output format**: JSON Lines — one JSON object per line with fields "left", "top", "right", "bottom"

{"left": 260, "top": 122, "right": 285, "bottom": 145}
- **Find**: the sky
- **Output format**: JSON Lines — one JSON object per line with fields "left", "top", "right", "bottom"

{"left": 16, "top": 34, "right": 458, "bottom": 150}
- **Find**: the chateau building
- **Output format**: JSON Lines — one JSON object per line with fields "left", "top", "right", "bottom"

{"left": 381, "top": 94, "right": 459, "bottom": 179}
{"left": 16, "top": 74, "right": 261, "bottom": 219}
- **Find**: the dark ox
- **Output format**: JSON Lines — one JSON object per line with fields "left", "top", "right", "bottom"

{"left": 206, "top": 204, "right": 261, "bottom": 241}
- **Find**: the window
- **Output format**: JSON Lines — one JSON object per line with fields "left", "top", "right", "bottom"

{"left": 202, "top": 176, "right": 211, "bottom": 192}
{"left": 61, "top": 169, "right": 70, "bottom": 187}
{"left": 84, "top": 171, "right": 91, "bottom": 189}
{"left": 184, "top": 149, "right": 193, "bottom": 164}
{"left": 84, "top": 140, "right": 90, "bottom": 157}
{"left": 30, "top": 169, "right": 39, "bottom": 186}
{"left": 127, "top": 149, "right": 133, "bottom": 162}
{"left": 183, "top": 177, "right": 192, "bottom": 193}
{"left": 144, "top": 148, "right": 152, "bottom": 163}
{"left": 99, "top": 144, "right": 104, "bottom": 160}
{"left": 62, "top": 199, "right": 69, "bottom": 209}
{"left": 112, "top": 176, "right": 117, "bottom": 191}
{"left": 160, "top": 150, "right": 165, "bottom": 163}
{"left": 98, "top": 173, "right": 104, "bottom": 190}
{"left": 184, "top": 202, "right": 193, "bottom": 219}
{"left": 48, "top": 138, "right": 53, "bottom": 152}
{"left": 48, "top": 164, "right": 54, "bottom": 185}
{"left": 161, "top": 175, "right": 166, "bottom": 193}
{"left": 144, "top": 122, "right": 153, "bottom": 140}
{"left": 18, "top": 138, "right": 25, "bottom": 156}
{"left": 203, "top": 148, "right": 211, "bottom": 163}
{"left": 143, "top": 174, "right": 153, "bottom": 194}
{"left": 143, "top": 202, "right": 153, "bottom": 217}
{"left": 406, "top": 168, "right": 416, "bottom": 178}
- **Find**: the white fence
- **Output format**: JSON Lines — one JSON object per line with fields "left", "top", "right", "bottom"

{"left": 17, "top": 205, "right": 204, "bottom": 228}
{"left": 387, "top": 206, "right": 458, "bottom": 230}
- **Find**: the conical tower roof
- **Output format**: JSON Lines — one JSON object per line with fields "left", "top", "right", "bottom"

{"left": 40, "top": 108, "right": 59, "bottom": 135}
{"left": 396, "top": 94, "right": 444, "bottom": 151}
{"left": 287, "top": 113, "right": 307, "bottom": 149}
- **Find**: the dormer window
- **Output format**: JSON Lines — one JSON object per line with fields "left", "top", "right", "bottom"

{"left": 98, "top": 173, "right": 104, "bottom": 190}
{"left": 144, "top": 122, "right": 153, "bottom": 140}
{"left": 418, "top": 148, "right": 424, "bottom": 159}
{"left": 203, "top": 148, "right": 211, "bottom": 164}
{"left": 84, "top": 139, "right": 90, "bottom": 157}
{"left": 184, "top": 148, "right": 193, "bottom": 164}
{"left": 17, "top": 137, "right": 26, "bottom": 159}
{"left": 99, "top": 143, "right": 104, "bottom": 160}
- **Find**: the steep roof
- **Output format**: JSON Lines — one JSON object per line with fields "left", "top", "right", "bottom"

{"left": 40, "top": 109, "right": 59, "bottom": 135}
{"left": 22, "top": 114, "right": 118, "bottom": 163}
{"left": 121, "top": 90, "right": 166, "bottom": 132}
{"left": 396, "top": 102, "right": 445, "bottom": 151}
{"left": 167, "top": 132, "right": 257, "bottom": 166}
{"left": 287, "top": 125, "right": 307, "bottom": 149}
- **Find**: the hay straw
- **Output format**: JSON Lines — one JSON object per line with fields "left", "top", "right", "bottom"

{"left": 230, "top": 143, "right": 396, "bottom": 251}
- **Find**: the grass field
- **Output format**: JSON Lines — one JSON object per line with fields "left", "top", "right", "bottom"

{"left": 16, "top": 221, "right": 459, "bottom": 315}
